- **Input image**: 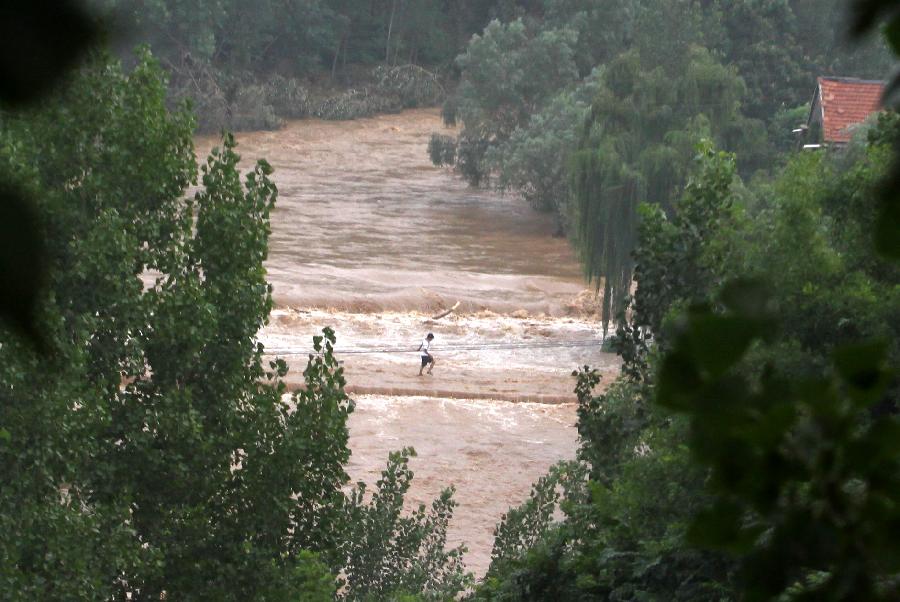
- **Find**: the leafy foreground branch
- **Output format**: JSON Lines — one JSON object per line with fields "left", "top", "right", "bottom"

{"left": 472, "top": 120, "right": 900, "bottom": 600}
{"left": 658, "top": 280, "right": 900, "bottom": 600}
{"left": 0, "top": 50, "right": 470, "bottom": 601}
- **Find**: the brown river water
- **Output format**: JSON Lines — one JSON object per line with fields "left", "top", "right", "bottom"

{"left": 196, "top": 109, "right": 620, "bottom": 578}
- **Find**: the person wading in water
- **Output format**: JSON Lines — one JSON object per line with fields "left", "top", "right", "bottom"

{"left": 418, "top": 332, "right": 435, "bottom": 376}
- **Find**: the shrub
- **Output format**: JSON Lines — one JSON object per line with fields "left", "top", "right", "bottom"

{"left": 229, "top": 82, "right": 282, "bottom": 130}
{"left": 455, "top": 133, "right": 490, "bottom": 187}
{"left": 428, "top": 134, "right": 456, "bottom": 166}
{"left": 374, "top": 64, "right": 444, "bottom": 109}
{"left": 266, "top": 74, "right": 312, "bottom": 119}
{"left": 168, "top": 62, "right": 282, "bottom": 132}
{"left": 441, "top": 95, "right": 458, "bottom": 127}
{"left": 313, "top": 88, "right": 402, "bottom": 121}
{"left": 340, "top": 448, "right": 472, "bottom": 601}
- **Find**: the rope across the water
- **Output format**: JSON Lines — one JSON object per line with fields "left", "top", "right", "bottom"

{"left": 263, "top": 339, "right": 604, "bottom": 356}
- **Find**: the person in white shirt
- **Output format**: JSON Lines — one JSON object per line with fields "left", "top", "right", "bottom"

{"left": 418, "top": 332, "right": 435, "bottom": 376}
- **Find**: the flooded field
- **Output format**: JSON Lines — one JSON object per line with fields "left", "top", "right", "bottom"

{"left": 198, "top": 109, "right": 620, "bottom": 577}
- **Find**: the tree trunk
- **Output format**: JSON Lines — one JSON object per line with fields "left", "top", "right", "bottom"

{"left": 385, "top": 0, "right": 397, "bottom": 64}
{"left": 331, "top": 34, "right": 343, "bottom": 80}
{"left": 431, "top": 302, "right": 460, "bottom": 320}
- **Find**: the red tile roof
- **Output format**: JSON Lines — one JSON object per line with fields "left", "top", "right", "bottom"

{"left": 817, "top": 77, "right": 885, "bottom": 143}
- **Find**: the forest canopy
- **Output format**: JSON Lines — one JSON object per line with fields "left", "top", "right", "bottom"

{"left": 432, "top": 0, "right": 894, "bottom": 329}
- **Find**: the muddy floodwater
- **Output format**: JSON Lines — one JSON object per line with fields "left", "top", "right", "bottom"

{"left": 198, "top": 108, "right": 587, "bottom": 315}
{"left": 197, "top": 109, "right": 620, "bottom": 578}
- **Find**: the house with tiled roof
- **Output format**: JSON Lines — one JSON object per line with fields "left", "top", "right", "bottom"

{"left": 805, "top": 77, "right": 885, "bottom": 147}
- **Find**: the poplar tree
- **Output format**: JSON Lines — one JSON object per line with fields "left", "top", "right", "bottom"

{"left": 0, "top": 49, "right": 469, "bottom": 601}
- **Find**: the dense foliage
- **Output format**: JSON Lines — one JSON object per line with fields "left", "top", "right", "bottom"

{"left": 3, "top": 2, "right": 900, "bottom": 601}
{"left": 434, "top": 0, "right": 893, "bottom": 329}
{"left": 470, "top": 3, "right": 900, "bottom": 597}
{"left": 87, "top": 0, "right": 522, "bottom": 131}
{"left": 0, "top": 0, "right": 98, "bottom": 347}
{"left": 103, "top": 0, "right": 504, "bottom": 77}
{"left": 473, "top": 4, "right": 900, "bottom": 585}
{"left": 474, "top": 115, "right": 900, "bottom": 600}
{"left": 0, "top": 50, "right": 470, "bottom": 600}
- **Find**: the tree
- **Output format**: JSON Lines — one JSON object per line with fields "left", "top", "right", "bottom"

{"left": 791, "top": 0, "right": 893, "bottom": 80}
{"left": 474, "top": 3, "right": 900, "bottom": 601}
{"left": 487, "top": 75, "right": 599, "bottom": 221}
{"left": 570, "top": 46, "right": 749, "bottom": 332}
{"left": 0, "top": 49, "right": 468, "bottom": 600}
{"left": 540, "top": 0, "right": 637, "bottom": 76}
{"left": 451, "top": 19, "right": 578, "bottom": 185}
{"left": 0, "top": 48, "right": 336, "bottom": 600}
{"left": 631, "top": 144, "right": 739, "bottom": 338}
{"left": 0, "top": 0, "right": 98, "bottom": 344}
{"left": 714, "top": 0, "right": 808, "bottom": 120}
{"left": 341, "top": 449, "right": 471, "bottom": 600}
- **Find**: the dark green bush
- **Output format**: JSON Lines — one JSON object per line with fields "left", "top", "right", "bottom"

{"left": 340, "top": 448, "right": 472, "bottom": 600}
{"left": 428, "top": 134, "right": 456, "bottom": 166}
{"left": 455, "top": 133, "right": 489, "bottom": 187}
{"left": 441, "top": 95, "right": 458, "bottom": 127}
{"left": 229, "top": 82, "right": 283, "bottom": 130}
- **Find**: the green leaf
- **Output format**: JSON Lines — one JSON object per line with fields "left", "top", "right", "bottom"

{"left": 656, "top": 349, "right": 703, "bottom": 411}
{"left": 0, "top": 185, "right": 45, "bottom": 346}
{"left": 884, "top": 11, "right": 900, "bottom": 55}
{"left": 0, "top": 0, "right": 98, "bottom": 106}
{"left": 684, "top": 314, "right": 763, "bottom": 380}
{"left": 688, "top": 500, "right": 755, "bottom": 553}
{"left": 833, "top": 341, "right": 892, "bottom": 406}
{"left": 875, "top": 190, "right": 900, "bottom": 258}
{"left": 719, "top": 278, "right": 774, "bottom": 320}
